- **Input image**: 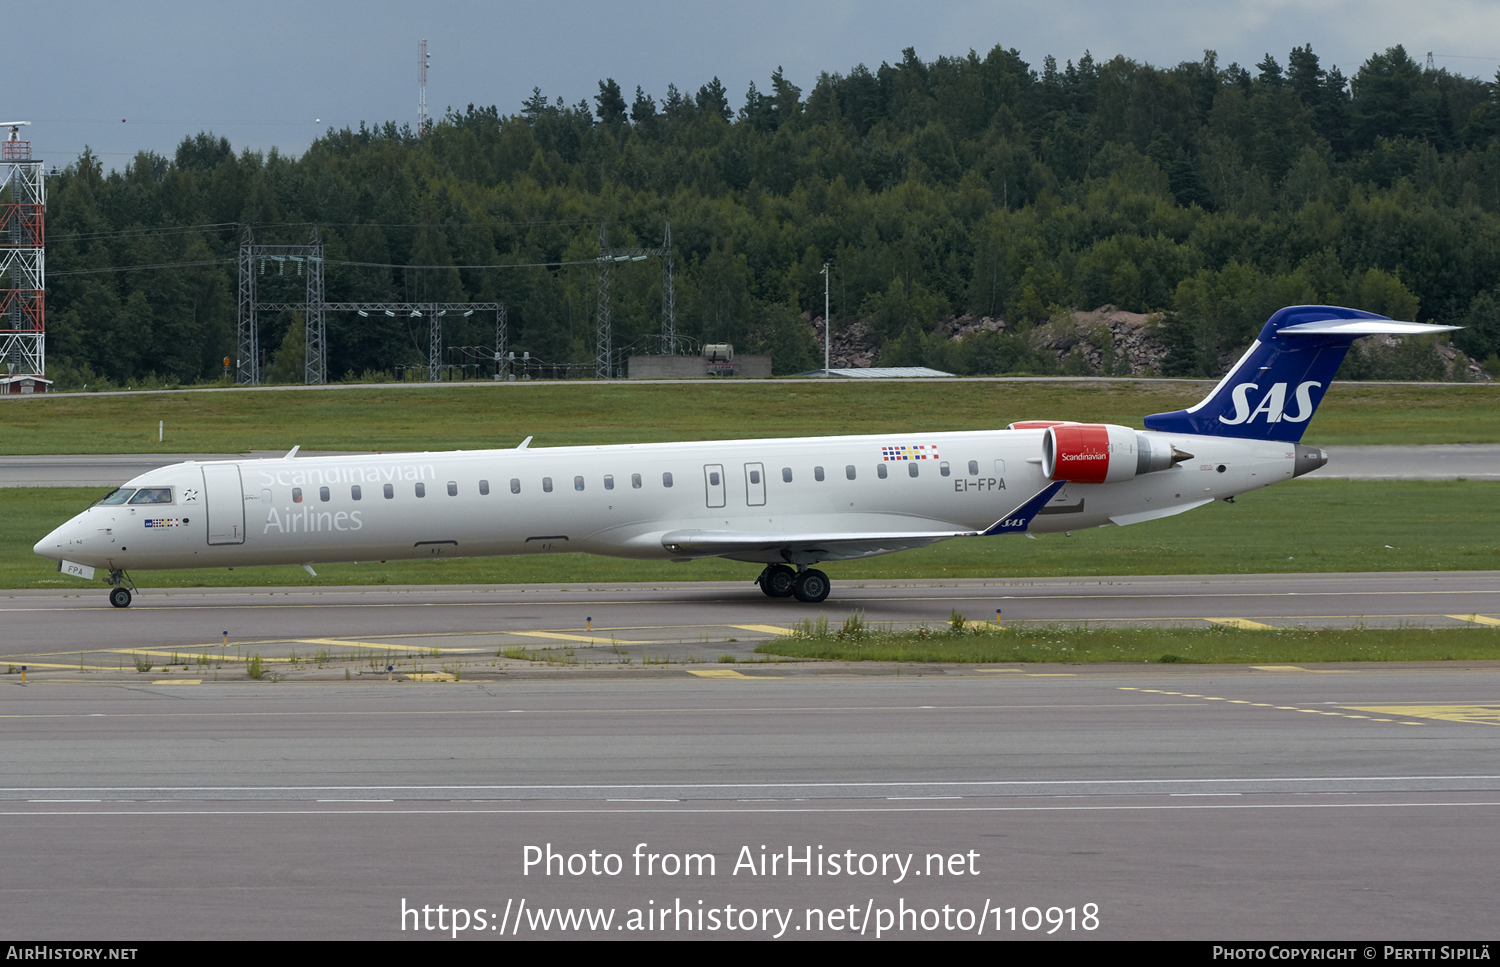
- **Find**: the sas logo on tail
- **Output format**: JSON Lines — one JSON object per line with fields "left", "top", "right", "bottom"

{"left": 1219, "top": 381, "right": 1321, "bottom": 425}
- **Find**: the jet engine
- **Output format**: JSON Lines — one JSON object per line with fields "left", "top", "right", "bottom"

{"left": 1040, "top": 423, "right": 1191, "bottom": 484}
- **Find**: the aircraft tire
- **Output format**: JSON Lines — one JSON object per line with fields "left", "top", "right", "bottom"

{"left": 759, "top": 564, "right": 796, "bottom": 598}
{"left": 109, "top": 587, "right": 132, "bottom": 609}
{"left": 792, "top": 568, "right": 830, "bottom": 603}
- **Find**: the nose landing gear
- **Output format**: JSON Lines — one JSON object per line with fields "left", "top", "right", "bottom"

{"left": 106, "top": 569, "right": 136, "bottom": 608}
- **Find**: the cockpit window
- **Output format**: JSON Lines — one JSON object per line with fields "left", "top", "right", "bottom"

{"left": 97, "top": 488, "right": 135, "bottom": 505}
{"left": 127, "top": 488, "right": 173, "bottom": 504}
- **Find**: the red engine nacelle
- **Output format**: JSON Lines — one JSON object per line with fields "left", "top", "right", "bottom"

{"left": 1039, "top": 423, "right": 1183, "bottom": 484}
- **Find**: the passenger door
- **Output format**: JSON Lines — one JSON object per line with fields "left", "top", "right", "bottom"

{"left": 202, "top": 464, "right": 246, "bottom": 545}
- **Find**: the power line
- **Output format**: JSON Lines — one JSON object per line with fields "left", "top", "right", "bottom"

{"left": 49, "top": 255, "right": 600, "bottom": 277}
{"left": 51, "top": 223, "right": 239, "bottom": 243}
{"left": 328, "top": 257, "right": 596, "bottom": 270}
{"left": 49, "top": 259, "right": 234, "bottom": 277}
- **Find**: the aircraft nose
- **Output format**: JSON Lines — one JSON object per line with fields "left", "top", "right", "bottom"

{"left": 34, "top": 517, "right": 81, "bottom": 561}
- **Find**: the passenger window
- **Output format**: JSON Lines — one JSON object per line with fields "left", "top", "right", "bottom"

{"left": 292, "top": 487, "right": 303, "bottom": 504}
{"left": 940, "top": 462, "right": 950, "bottom": 477}
{"left": 846, "top": 465, "right": 856, "bottom": 480}
{"left": 631, "top": 473, "right": 642, "bottom": 489}
{"left": 662, "top": 472, "right": 673, "bottom": 488}
{"left": 351, "top": 485, "right": 362, "bottom": 501}
{"left": 319, "top": 486, "right": 331, "bottom": 502}
{"left": 604, "top": 475, "right": 614, "bottom": 491}
{"left": 415, "top": 482, "right": 426, "bottom": 498}
{"left": 98, "top": 488, "right": 135, "bottom": 505}
{"left": 782, "top": 467, "right": 792, "bottom": 483}
{"left": 383, "top": 483, "right": 394, "bottom": 499}
{"left": 749, "top": 470, "right": 761, "bottom": 484}
{"left": 994, "top": 459, "right": 1006, "bottom": 474}
{"left": 510, "top": 478, "right": 520, "bottom": 494}
{"left": 574, "top": 476, "right": 585, "bottom": 491}
{"left": 814, "top": 466, "right": 825, "bottom": 482}
{"left": 479, "top": 480, "right": 490, "bottom": 495}
{"left": 447, "top": 481, "right": 458, "bottom": 497}
{"left": 709, "top": 471, "right": 720, "bottom": 486}
{"left": 128, "top": 488, "right": 173, "bottom": 504}
{"left": 877, "top": 464, "right": 888, "bottom": 479}
{"left": 543, "top": 477, "right": 553, "bottom": 493}
{"left": 968, "top": 460, "right": 979, "bottom": 475}
{"left": 909, "top": 462, "right": 920, "bottom": 478}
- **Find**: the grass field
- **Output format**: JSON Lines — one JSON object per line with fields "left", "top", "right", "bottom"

{"left": 753, "top": 621, "right": 1500, "bottom": 664}
{"left": 8, "top": 478, "right": 1497, "bottom": 590}
{"left": 0, "top": 378, "right": 1498, "bottom": 454}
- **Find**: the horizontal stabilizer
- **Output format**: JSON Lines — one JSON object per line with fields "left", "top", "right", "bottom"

{"left": 1279, "top": 320, "right": 1459, "bottom": 336}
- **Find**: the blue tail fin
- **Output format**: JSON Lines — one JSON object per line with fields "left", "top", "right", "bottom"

{"left": 1143, "top": 305, "right": 1458, "bottom": 443}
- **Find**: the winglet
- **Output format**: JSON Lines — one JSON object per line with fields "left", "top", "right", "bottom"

{"left": 982, "top": 481, "right": 1067, "bottom": 535}
{"left": 517, "top": 436, "right": 533, "bottom": 450}
{"left": 285, "top": 445, "right": 300, "bottom": 459}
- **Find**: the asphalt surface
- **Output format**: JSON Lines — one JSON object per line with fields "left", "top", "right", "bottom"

{"left": 0, "top": 444, "right": 1495, "bottom": 486}
{"left": 1, "top": 574, "right": 1496, "bottom": 673}
{"left": 2, "top": 670, "right": 1498, "bottom": 940}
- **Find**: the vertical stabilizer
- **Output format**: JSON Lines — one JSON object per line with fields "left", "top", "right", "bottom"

{"left": 1143, "top": 306, "right": 1458, "bottom": 443}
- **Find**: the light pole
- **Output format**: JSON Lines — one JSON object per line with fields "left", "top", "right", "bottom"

{"left": 822, "top": 260, "right": 831, "bottom": 375}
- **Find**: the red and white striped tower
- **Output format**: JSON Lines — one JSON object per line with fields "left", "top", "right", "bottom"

{"left": 0, "top": 122, "right": 43, "bottom": 376}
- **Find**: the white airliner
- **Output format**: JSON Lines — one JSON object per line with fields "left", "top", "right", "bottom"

{"left": 35, "top": 306, "right": 1455, "bottom": 608}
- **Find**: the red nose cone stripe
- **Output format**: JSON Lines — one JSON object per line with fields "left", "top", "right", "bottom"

{"left": 1051, "top": 424, "right": 1112, "bottom": 483}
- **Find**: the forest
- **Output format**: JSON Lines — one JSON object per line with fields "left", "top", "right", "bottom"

{"left": 37, "top": 42, "right": 1500, "bottom": 387}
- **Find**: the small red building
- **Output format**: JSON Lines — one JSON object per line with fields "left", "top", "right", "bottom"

{"left": 0, "top": 375, "right": 51, "bottom": 394}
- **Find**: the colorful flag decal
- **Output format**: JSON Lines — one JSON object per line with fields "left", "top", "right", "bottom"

{"left": 881, "top": 444, "right": 940, "bottom": 461}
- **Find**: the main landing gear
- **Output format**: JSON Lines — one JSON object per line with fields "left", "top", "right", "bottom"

{"left": 107, "top": 569, "right": 135, "bottom": 608}
{"left": 756, "top": 564, "right": 831, "bottom": 603}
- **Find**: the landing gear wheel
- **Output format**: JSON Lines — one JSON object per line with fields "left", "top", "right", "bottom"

{"left": 758, "top": 564, "right": 796, "bottom": 598}
{"left": 792, "top": 568, "right": 831, "bottom": 604}
{"left": 108, "top": 587, "right": 132, "bottom": 609}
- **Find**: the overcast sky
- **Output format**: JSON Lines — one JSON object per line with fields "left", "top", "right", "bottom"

{"left": 15, "top": 0, "right": 1500, "bottom": 170}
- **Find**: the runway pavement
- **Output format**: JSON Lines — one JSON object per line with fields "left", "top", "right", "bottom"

{"left": 2, "top": 670, "right": 1498, "bottom": 939}
{"left": 0, "top": 573, "right": 1496, "bottom": 676}
{"left": 0, "top": 445, "right": 1495, "bottom": 486}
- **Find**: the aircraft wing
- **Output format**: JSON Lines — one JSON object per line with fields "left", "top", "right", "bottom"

{"left": 658, "top": 483, "right": 1064, "bottom": 564}
{"left": 660, "top": 526, "right": 977, "bottom": 563}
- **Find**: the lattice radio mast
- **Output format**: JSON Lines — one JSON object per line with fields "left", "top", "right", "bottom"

{"left": 0, "top": 122, "right": 44, "bottom": 377}
{"left": 418, "top": 39, "right": 430, "bottom": 136}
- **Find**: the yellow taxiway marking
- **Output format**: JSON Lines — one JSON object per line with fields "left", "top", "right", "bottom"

{"left": 1205, "top": 618, "right": 1280, "bottom": 631}
{"left": 1343, "top": 705, "right": 1500, "bottom": 726}
{"left": 972, "top": 669, "right": 1076, "bottom": 676}
{"left": 685, "top": 669, "right": 782, "bottom": 680}
{"left": 293, "top": 638, "right": 484, "bottom": 654}
{"left": 149, "top": 680, "right": 201, "bottom": 685}
{"left": 1447, "top": 614, "right": 1500, "bottom": 627}
{"left": 1, "top": 660, "right": 128, "bottom": 672}
{"left": 729, "top": 624, "right": 796, "bottom": 635}
{"left": 507, "top": 631, "right": 602, "bottom": 644}
{"left": 1250, "top": 665, "right": 1352, "bottom": 673}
